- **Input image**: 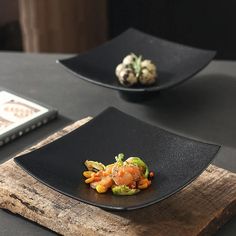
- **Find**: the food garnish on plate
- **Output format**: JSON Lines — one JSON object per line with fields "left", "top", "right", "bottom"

{"left": 115, "top": 53, "right": 157, "bottom": 87}
{"left": 83, "top": 153, "right": 154, "bottom": 195}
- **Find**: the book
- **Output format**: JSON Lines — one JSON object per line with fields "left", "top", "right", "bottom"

{"left": 0, "top": 89, "right": 58, "bottom": 147}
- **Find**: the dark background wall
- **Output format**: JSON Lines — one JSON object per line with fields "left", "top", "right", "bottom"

{"left": 0, "top": 0, "right": 235, "bottom": 59}
{"left": 108, "top": 0, "right": 236, "bottom": 59}
{"left": 0, "top": 0, "right": 22, "bottom": 51}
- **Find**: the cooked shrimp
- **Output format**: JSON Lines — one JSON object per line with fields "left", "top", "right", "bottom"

{"left": 112, "top": 164, "right": 142, "bottom": 186}
{"left": 90, "top": 175, "right": 113, "bottom": 190}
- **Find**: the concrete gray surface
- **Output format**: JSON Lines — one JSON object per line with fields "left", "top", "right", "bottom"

{"left": 0, "top": 52, "right": 235, "bottom": 235}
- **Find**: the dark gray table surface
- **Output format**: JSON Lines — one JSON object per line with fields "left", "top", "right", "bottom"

{"left": 0, "top": 52, "right": 235, "bottom": 235}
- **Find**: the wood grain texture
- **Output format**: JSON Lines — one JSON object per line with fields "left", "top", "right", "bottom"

{"left": 0, "top": 117, "right": 235, "bottom": 236}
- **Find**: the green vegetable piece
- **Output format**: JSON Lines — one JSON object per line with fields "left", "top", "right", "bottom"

{"left": 130, "top": 53, "right": 142, "bottom": 78}
{"left": 126, "top": 157, "right": 149, "bottom": 178}
{"left": 115, "top": 153, "right": 125, "bottom": 166}
{"left": 112, "top": 185, "right": 140, "bottom": 196}
{"left": 84, "top": 160, "right": 105, "bottom": 172}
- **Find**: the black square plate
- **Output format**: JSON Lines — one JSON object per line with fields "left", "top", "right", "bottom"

{"left": 14, "top": 107, "right": 220, "bottom": 210}
{"left": 57, "top": 28, "right": 216, "bottom": 93}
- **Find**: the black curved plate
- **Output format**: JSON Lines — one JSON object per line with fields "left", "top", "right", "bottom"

{"left": 14, "top": 107, "right": 220, "bottom": 210}
{"left": 57, "top": 28, "right": 216, "bottom": 92}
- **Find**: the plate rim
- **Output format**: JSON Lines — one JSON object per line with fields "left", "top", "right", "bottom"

{"left": 14, "top": 107, "right": 221, "bottom": 210}
{"left": 57, "top": 28, "right": 217, "bottom": 93}
{"left": 14, "top": 152, "right": 220, "bottom": 211}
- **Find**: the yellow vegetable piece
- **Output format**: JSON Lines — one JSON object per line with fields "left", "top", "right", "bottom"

{"left": 96, "top": 184, "right": 107, "bottom": 193}
{"left": 83, "top": 171, "right": 94, "bottom": 178}
{"left": 85, "top": 176, "right": 94, "bottom": 184}
{"left": 84, "top": 160, "right": 105, "bottom": 171}
{"left": 138, "top": 182, "right": 149, "bottom": 189}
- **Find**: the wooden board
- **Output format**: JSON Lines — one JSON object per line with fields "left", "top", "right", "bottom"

{"left": 0, "top": 117, "right": 236, "bottom": 236}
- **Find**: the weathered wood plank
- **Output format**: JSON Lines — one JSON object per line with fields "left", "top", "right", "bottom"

{"left": 0, "top": 117, "right": 235, "bottom": 236}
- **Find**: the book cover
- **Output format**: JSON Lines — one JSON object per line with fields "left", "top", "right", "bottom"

{"left": 0, "top": 89, "right": 58, "bottom": 146}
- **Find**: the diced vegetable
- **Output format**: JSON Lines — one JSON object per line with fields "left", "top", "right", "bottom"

{"left": 96, "top": 184, "right": 107, "bottom": 193}
{"left": 115, "top": 153, "right": 124, "bottom": 166}
{"left": 83, "top": 153, "right": 154, "bottom": 196}
{"left": 83, "top": 171, "right": 94, "bottom": 178}
{"left": 126, "top": 157, "right": 149, "bottom": 178}
{"left": 112, "top": 185, "right": 140, "bottom": 195}
{"left": 149, "top": 171, "right": 155, "bottom": 178}
{"left": 84, "top": 160, "right": 105, "bottom": 172}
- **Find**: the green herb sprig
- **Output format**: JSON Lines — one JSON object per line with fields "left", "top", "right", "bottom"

{"left": 130, "top": 53, "right": 142, "bottom": 78}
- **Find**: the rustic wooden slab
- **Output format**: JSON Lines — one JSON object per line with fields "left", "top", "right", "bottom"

{"left": 0, "top": 117, "right": 236, "bottom": 236}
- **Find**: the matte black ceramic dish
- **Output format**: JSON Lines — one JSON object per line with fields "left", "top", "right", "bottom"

{"left": 15, "top": 107, "right": 220, "bottom": 211}
{"left": 57, "top": 28, "right": 216, "bottom": 101}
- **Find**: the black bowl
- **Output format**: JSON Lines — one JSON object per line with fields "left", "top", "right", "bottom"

{"left": 15, "top": 107, "right": 220, "bottom": 210}
{"left": 57, "top": 28, "right": 216, "bottom": 101}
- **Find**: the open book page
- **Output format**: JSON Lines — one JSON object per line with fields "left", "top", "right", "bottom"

{"left": 0, "top": 91, "right": 48, "bottom": 136}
